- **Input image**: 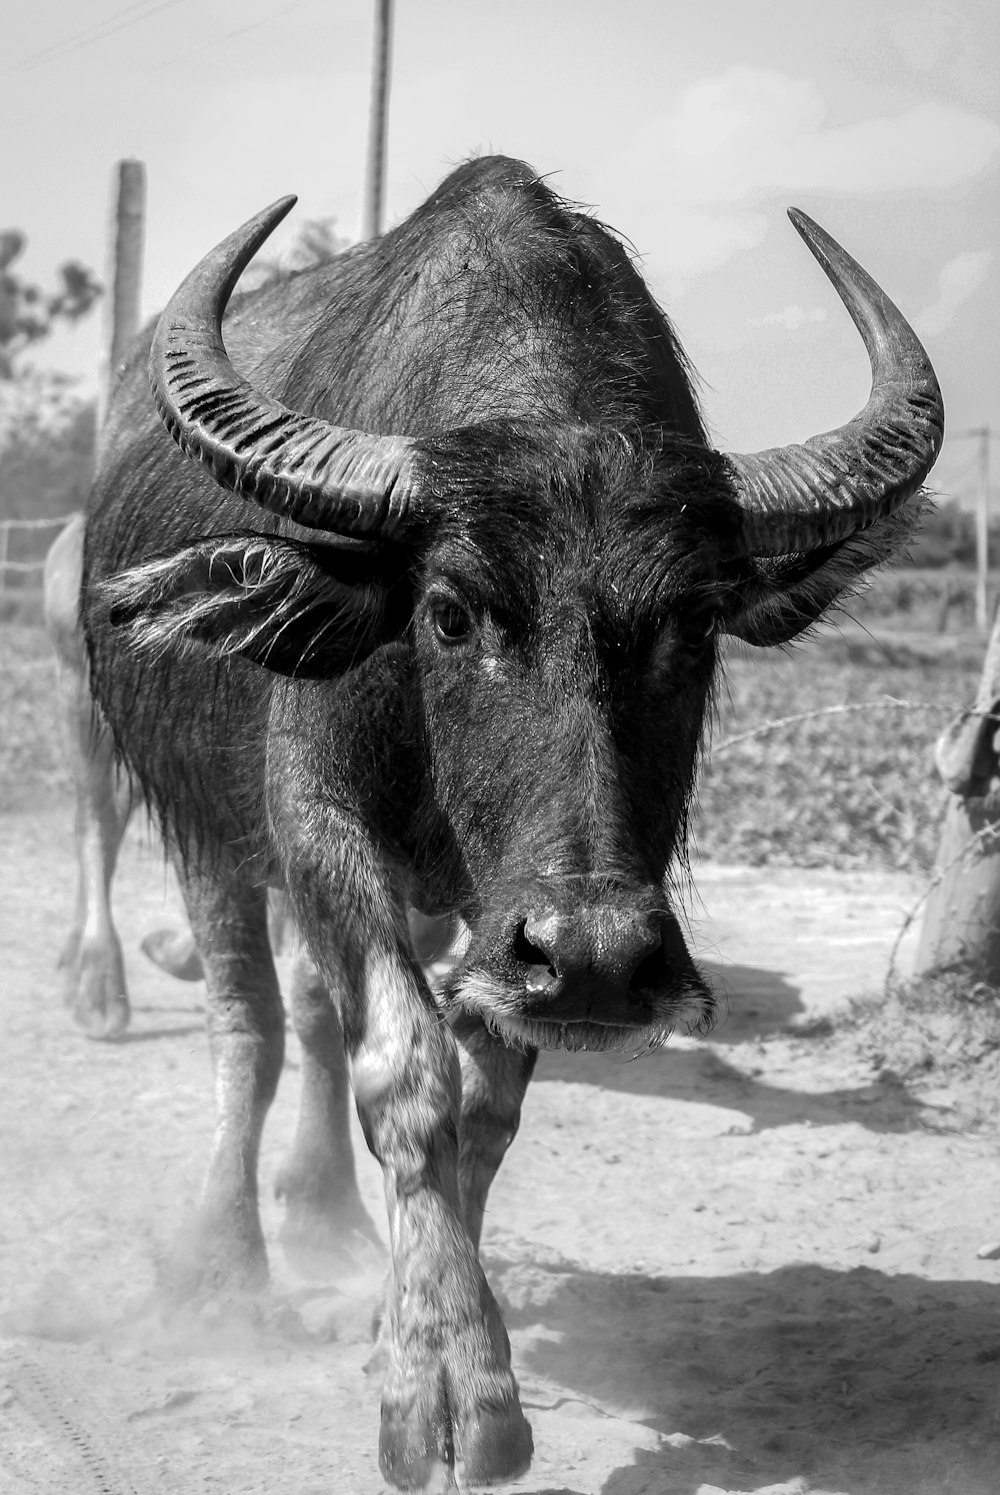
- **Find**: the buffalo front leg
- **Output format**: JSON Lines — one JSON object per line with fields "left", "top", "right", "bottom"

{"left": 451, "top": 1012, "right": 537, "bottom": 1252}
{"left": 274, "top": 945, "right": 383, "bottom": 1273}
{"left": 163, "top": 869, "right": 284, "bottom": 1304}
{"left": 347, "top": 946, "right": 532, "bottom": 1489}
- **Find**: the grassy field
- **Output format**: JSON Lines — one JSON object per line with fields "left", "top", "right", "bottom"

{"left": 1, "top": 621, "right": 71, "bottom": 812}
{"left": 0, "top": 618, "right": 985, "bottom": 873}
{"left": 696, "top": 629, "right": 984, "bottom": 872}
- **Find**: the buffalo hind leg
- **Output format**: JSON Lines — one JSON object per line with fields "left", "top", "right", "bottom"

{"left": 45, "top": 514, "right": 132, "bottom": 1040}
{"left": 162, "top": 868, "right": 284, "bottom": 1305}
{"left": 274, "top": 943, "right": 383, "bottom": 1274}
{"left": 451, "top": 1012, "right": 537, "bottom": 1252}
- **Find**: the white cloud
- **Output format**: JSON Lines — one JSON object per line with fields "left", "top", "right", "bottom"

{"left": 747, "top": 304, "right": 829, "bottom": 332}
{"left": 642, "top": 205, "right": 770, "bottom": 284}
{"left": 915, "top": 249, "right": 993, "bottom": 337}
{"left": 645, "top": 67, "right": 1000, "bottom": 205}
{"left": 623, "top": 66, "right": 1000, "bottom": 284}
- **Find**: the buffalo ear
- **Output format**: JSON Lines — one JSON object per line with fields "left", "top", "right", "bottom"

{"left": 722, "top": 498, "right": 930, "bottom": 648}
{"left": 98, "top": 533, "right": 410, "bottom": 678}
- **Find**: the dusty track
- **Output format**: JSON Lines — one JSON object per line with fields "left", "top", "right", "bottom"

{"left": 1, "top": 809, "right": 998, "bottom": 1494}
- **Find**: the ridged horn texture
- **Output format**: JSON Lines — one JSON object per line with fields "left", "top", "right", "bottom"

{"left": 726, "top": 209, "right": 944, "bottom": 557}
{"left": 148, "top": 196, "right": 421, "bottom": 537}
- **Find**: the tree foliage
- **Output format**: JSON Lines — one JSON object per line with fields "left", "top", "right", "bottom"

{"left": 239, "top": 215, "right": 351, "bottom": 292}
{"left": 0, "top": 230, "right": 102, "bottom": 378}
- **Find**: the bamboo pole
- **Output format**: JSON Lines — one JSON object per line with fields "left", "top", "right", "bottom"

{"left": 974, "top": 426, "right": 991, "bottom": 631}
{"left": 97, "top": 159, "right": 146, "bottom": 432}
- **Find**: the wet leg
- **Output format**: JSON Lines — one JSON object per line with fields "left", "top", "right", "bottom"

{"left": 162, "top": 869, "right": 284, "bottom": 1303}
{"left": 347, "top": 944, "right": 532, "bottom": 1488}
{"left": 274, "top": 943, "right": 383, "bottom": 1273}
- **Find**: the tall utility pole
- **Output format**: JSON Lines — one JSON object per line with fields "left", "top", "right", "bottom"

{"left": 97, "top": 159, "right": 145, "bottom": 434}
{"left": 361, "top": 0, "right": 393, "bottom": 241}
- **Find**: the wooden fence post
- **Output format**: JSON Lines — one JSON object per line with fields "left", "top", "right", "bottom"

{"left": 916, "top": 613, "right": 1000, "bottom": 980}
{"left": 97, "top": 159, "right": 146, "bottom": 434}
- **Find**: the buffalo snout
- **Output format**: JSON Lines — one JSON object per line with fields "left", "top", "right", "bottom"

{"left": 514, "top": 905, "right": 666, "bottom": 1017}
{"left": 450, "top": 883, "right": 714, "bottom": 1049}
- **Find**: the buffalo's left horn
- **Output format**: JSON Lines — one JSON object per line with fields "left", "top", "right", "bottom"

{"left": 726, "top": 209, "right": 944, "bottom": 557}
{"left": 148, "top": 197, "right": 421, "bottom": 537}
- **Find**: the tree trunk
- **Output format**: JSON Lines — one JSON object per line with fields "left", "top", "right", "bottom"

{"left": 916, "top": 614, "right": 1000, "bottom": 980}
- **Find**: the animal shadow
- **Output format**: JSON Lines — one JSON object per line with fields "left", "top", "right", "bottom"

{"left": 535, "top": 957, "right": 921, "bottom": 1134}
{"left": 497, "top": 1260, "right": 1000, "bottom": 1495}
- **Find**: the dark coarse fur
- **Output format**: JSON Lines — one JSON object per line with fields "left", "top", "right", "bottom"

{"left": 84, "top": 158, "right": 723, "bottom": 892}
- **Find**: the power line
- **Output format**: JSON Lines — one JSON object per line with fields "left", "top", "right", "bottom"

{"left": 143, "top": 0, "right": 315, "bottom": 75}
{"left": 14, "top": 0, "right": 159, "bottom": 67}
{"left": 10, "top": 0, "right": 191, "bottom": 74}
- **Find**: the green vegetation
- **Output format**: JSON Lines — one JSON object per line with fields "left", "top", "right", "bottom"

{"left": 0, "top": 230, "right": 101, "bottom": 380}
{"left": 0, "top": 228, "right": 101, "bottom": 595}
{"left": 0, "top": 374, "right": 95, "bottom": 521}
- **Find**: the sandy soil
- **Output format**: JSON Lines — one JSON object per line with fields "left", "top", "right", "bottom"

{"left": 1, "top": 809, "right": 999, "bottom": 1495}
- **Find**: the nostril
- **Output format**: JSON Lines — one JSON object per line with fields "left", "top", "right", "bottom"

{"left": 629, "top": 937, "right": 667, "bottom": 993}
{"left": 514, "top": 920, "right": 556, "bottom": 977}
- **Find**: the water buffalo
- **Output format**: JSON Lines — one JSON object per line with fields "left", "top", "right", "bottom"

{"left": 81, "top": 156, "right": 942, "bottom": 1487}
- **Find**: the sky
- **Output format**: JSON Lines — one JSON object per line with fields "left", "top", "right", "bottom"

{"left": 4, "top": 0, "right": 998, "bottom": 508}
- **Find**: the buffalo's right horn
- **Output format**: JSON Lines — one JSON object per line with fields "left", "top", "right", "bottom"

{"left": 148, "top": 197, "right": 422, "bottom": 538}
{"left": 726, "top": 209, "right": 944, "bottom": 557}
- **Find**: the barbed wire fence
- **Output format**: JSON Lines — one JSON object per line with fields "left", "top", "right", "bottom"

{"left": 0, "top": 513, "right": 76, "bottom": 595}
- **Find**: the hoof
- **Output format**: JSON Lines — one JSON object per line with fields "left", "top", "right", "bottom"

{"left": 140, "top": 1277, "right": 305, "bottom": 1351}
{"left": 379, "top": 1381, "right": 532, "bottom": 1490}
{"left": 275, "top": 1163, "right": 385, "bottom": 1279}
{"left": 141, "top": 926, "right": 204, "bottom": 982}
{"left": 76, "top": 993, "right": 130, "bottom": 1042}
{"left": 279, "top": 1219, "right": 385, "bottom": 1282}
{"left": 153, "top": 1210, "right": 271, "bottom": 1313}
{"left": 66, "top": 939, "right": 130, "bottom": 1038}
{"left": 458, "top": 1401, "right": 534, "bottom": 1487}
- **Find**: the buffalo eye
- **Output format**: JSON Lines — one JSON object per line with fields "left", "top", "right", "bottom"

{"left": 677, "top": 606, "right": 718, "bottom": 651}
{"left": 428, "top": 595, "right": 476, "bottom": 647}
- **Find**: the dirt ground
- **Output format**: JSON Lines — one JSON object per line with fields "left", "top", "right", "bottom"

{"left": 1, "top": 808, "right": 999, "bottom": 1495}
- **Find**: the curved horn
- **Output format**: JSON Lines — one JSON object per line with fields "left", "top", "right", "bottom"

{"left": 149, "top": 197, "right": 421, "bottom": 537}
{"left": 726, "top": 209, "right": 944, "bottom": 557}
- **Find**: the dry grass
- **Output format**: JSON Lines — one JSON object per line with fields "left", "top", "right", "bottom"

{"left": 695, "top": 628, "right": 983, "bottom": 873}
{"left": 828, "top": 970, "right": 1000, "bottom": 1131}
{"left": 0, "top": 621, "right": 69, "bottom": 812}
